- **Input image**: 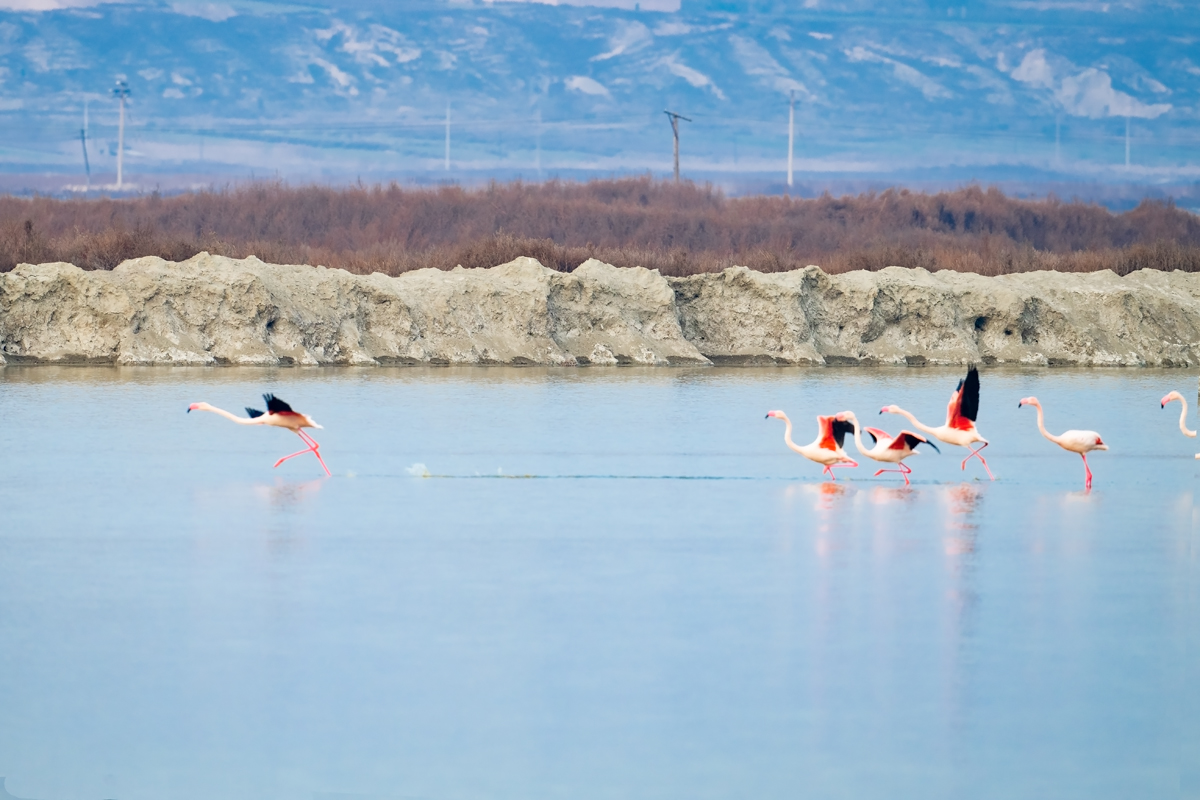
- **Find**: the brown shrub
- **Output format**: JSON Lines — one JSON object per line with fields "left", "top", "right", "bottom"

{"left": 1, "top": 179, "right": 1198, "bottom": 276}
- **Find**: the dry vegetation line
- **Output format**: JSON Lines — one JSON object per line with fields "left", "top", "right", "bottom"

{"left": 3, "top": 180, "right": 1200, "bottom": 277}
{"left": 2, "top": 252, "right": 1200, "bottom": 368}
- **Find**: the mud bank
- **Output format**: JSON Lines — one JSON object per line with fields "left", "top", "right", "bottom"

{"left": 2, "top": 253, "right": 1199, "bottom": 367}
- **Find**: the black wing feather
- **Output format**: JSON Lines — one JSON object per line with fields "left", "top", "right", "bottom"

{"left": 831, "top": 419, "right": 855, "bottom": 449}
{"left": 264, "top": 393, "right": 294, "bottom": 414}
{"left": 959, "top": 366, "right": 980, "bottom": 422}
{"left": 245, "top": 407, "right": 264, "bottom": 418}
{"left": 866, "top": 430, "right": 879, "bottom": 445}
{"left": 905, "top": 433, "right": 939, "bottom": 452}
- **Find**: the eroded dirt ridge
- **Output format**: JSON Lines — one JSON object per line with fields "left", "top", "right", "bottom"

{"left": 2, "top": 253, "right": 1199, "bottom": 367}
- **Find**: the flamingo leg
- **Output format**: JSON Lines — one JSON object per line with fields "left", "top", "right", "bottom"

{"left": 825, "top": 459, "right": 858, "bottom": 481}
{"left": 1081, "top": 453, "right": 1093, "bottom": 489}
{"left": 822, "top": 464, "right": 836, "bottom": 481}
{"left": 274, "top": 432, "right": 332, "bottom": 477}
{"left": 961, "top": 442, "right": 995, "bottom": 480}
{"left": 873, "top": 462, "right": 912, "bottom": 486}
{"left": 296, "top": 430, "right": 332, "bottom": 476}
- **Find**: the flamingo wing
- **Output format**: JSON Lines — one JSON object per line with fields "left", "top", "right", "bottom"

{"left": 864, "top": 427, "right": 890, "bottom": 445}
{"left": 831, "top": 419, "right": 855, "bottom": 450}
{"left": 897, "top": 431, "right": 939, "bottom": 452}
{"left": 948, "top": 366, "right": 980, "bottom": 430}
{"left": 264, "top": 394, "right": 295, "bottom": 414}
{"left": 245, "top": 407, "right": 265, "bottom": 419}
{"left": 816, "top": 416, "right": 836, "bottom": 450}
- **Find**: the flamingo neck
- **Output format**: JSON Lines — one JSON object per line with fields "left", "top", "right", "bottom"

{"left": 1030, "top": 402, "right": 1059, "bottom": 445}
{"left": 893, "top": 407, "right": 938, "bottom": 437}
{"left": 849, "top": 418, "right": 871, "bottom": 457}
{"left": 780, "top": 416, "right": 804, "bottom": 455}
{"left": 195, "top": 404, "right": 259, "bottom": 425}
{"left": 1177, "top": 398, "right": 1197, "bottom": 437}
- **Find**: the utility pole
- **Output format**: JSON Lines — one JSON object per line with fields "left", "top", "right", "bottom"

{"left": 444, "top": 101, "right": 451, "bottom": 171}
{"left": 112, "top": 80, "right": 130, "bottom": 190}
{"left": 80, "top": 99, "right": 90, "bottom": 189}
{"left": 664, "top": 110, "right": 691, "bottom": 183}
{"left": 787, "top": 90, "right": 795, "bottom": 189}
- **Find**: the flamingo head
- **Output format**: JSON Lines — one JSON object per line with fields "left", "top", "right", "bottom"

{"left": 836, "top": 410, "right": 858, "bottom": 423}
{"left": 879, "top": 404, "right": 899, "bottom": 415}
{"left": 765, "top": 410, "right": 787, "bottom": 421}
{"left": 1018, "top": 396, "right": 1039, "bottom": 409}
{"left": 187, "top": 402, "right": 205, "bottom": 413}
{"left": 1162, "top": 391, "right": 1184, "bottom": 409}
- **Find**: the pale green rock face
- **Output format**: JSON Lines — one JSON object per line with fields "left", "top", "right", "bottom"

{"left": 2, "top": 254, "right": 1200, "bottom": 367}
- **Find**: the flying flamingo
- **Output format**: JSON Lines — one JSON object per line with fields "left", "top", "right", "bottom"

{"left": 187, "top": 393, "right": 331, "bottom": 477}
{"left": 839, "top": 410, "right": 939, "bottom": 486}
{"left": 1018, "top": 396, "right": 1107, "bottom": 489}
{"left": 766, "top": 410, "right": 858, "bottom": 480}
{"left": 1161, "top": 391, "right": 1199, "bottom": 458}
{"left": 882, "top": 366, "right": 994, "bottom": 480}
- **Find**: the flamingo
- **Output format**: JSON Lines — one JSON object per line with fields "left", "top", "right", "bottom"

{"left": 187, "top": 393, "right": 331, "bottom": 477}
{"left": 1018, "top": 396, "right": 1107, "bottom": 489}
{"left": 882, "top": 366, "right": 994, "bottom": 480}
{"left": 1161, "top": 391, "right": 1199, "bottom": 459}
{"left": 839, "top": 410, "right": 939, "bottom": 486}
{"left": 766, "top": 410, "right": 858, "bottom": 480}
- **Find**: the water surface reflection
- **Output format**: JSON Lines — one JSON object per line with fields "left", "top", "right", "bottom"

{"left": 0, "top": 367, "right": 1195, "bottom": 800}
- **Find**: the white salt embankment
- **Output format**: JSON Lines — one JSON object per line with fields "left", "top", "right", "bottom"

{"left": 1, "top": 252, "right": 1199, "bottom": 368}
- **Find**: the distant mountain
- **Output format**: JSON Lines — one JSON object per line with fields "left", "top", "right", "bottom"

{"left": 0, "top": 0, "right": 1196, "bottom": 195}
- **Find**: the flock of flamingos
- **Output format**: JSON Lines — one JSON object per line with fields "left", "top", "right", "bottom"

{"left": 187, "top": 368, "right": 1200, "bottom": 490}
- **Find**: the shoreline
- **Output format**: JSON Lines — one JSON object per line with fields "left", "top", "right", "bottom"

{"left": 2, "top": 253, "right": 1200, "bottom": 368}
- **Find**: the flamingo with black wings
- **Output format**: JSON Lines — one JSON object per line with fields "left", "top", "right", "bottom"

{"left": 881, "top": 366, "right": 994, "bottom": 480}
{"left": 839, "top": 410, "right": 939, "bottom": 486}
{"left": 188, "top": 393, "right": 331, "bottom": 477}
{"left": 765, "top": 410, "right": 859, "bottom": 480}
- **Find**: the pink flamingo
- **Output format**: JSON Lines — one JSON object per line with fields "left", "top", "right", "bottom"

{"left": 1018, "top": 396, "right": 1107, "bottom": 489}
{"left": 188, "top": 393, "right": 331, "bottom": 476}
{"left": 1161, "top": 391, "right": 1199, "bottom": 458}
{"left": 840, "top": 410, "right": 939, "bottom": 486}
{"left": 882, "top": 366, "right": 994, "bottom": 480}
{"left": 766, "top": 410, "right": 858, "bottom": 480}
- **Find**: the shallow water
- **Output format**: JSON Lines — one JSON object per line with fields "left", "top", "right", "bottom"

{"left": 0, "top": 366, "right": 1197, "bottom": 800}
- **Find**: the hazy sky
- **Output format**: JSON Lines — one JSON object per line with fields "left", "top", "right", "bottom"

{"left": 0, "top": 0, "right": 1195, "bottom": 192}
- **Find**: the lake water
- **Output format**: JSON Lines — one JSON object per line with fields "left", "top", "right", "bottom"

{"left": 0, "top": 366, "right": 1197, "bottom": 800}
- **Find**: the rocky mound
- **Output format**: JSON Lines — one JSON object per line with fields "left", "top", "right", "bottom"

{"left": 1, "top": 253, "right": 1198, "bottom": 367}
